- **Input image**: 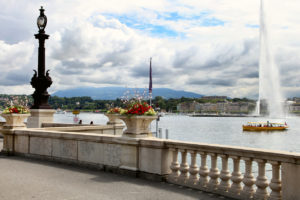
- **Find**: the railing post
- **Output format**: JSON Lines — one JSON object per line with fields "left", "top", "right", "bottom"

{"left": 198, "top": 152, "right": 209, "bottom": 188}
{"left": 208, "top": 153, "right": 220, "bottom": 191}
{"left": 241, "top": 157, "right": 256, "bottom": 199}
{"left": 254, "top": 159, "right": 269, "bottom": 200}
{"left": 269, "top": 161, "right": 282, "bottom": 200}
{"left": 219, "top": 155, "right": 231, "bottom": 194}
{"left": 165, "top": 129, "right": 169, "bottom": 139}
{"left": 179, "top": 149, "right": 189, "bottom": 184}
{"left": 168, "top": 148, "right": 180, "bottom": 182}
{"left": 158, "top": 128, "right": 162, "bottom": 138}
{"left": 229, "top": 156, "right": 243, "bottom": 196}
{"left": 188, "top": 150, "right": 199, "bottom": 187}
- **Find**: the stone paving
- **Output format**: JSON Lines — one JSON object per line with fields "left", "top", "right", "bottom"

{"left": 0, "top": 139, "right": 233, "bottom": 200}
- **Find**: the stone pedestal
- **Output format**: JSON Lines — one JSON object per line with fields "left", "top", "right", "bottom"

{"left": 282, "top": 163, "right": 300, "bottom": 199}
{"left": 104, "top": 114, "right": 125, "bottom": 135}
{"left": 27, "top": 109, "right": 55, "bottom": 128}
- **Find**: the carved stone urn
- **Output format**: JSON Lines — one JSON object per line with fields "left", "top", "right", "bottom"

{"left": 104, "top": 113, "right": 124, "bottom": 125}
{"left": 1, "top": 113, "right": 30, "bottom": 129}
{"left": 118, "top": 115, "right": 158, "bottom": 138}
{"left": 0, "top": 113, "right": 30, "bottom": 154}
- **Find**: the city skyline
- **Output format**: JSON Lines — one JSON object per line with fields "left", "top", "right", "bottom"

{"left": 0, "top": 0, "right": 300, "bottom": 98}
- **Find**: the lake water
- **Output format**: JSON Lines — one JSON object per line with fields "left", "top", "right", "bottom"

{"left": 54, "top": 113, "right": 300, "bottom": 153}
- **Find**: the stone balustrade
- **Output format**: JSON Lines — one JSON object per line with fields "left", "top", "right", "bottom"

{"left": 166, "top": 140, "right": 300, "bottom": 200}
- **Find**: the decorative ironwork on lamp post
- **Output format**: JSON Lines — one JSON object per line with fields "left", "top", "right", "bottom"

{"left": 30, "top": 6, "right": 52, "bottom": 109}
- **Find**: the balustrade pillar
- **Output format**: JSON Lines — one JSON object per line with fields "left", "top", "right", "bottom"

{"left": 169, "top": 148, "right": 180, "bottom": 182}
{"left": 208, "top": 153, "right": 220, "bottom": 191}
{"left": 229, "top": 156, "right": 243, "bottom": 196}
{"left": 241, "top": 157, "right": 256, "bottom": 199}
{"left": 179, "top": 149, "right": 189, "bottom": 184}
{"left": 199, "top": 152, "right": 209, "bottom": 188}
{"left": 188, "top": 150, "right": 199, "bottom": 186}
{"left": 219, "top": 155, "right": 231, "bottom": 193}
{"left": 254, "top": 159, "right": 269, "bottom": 200}
{"left": 269, "top": 161, "right": 282, "bottom": 200}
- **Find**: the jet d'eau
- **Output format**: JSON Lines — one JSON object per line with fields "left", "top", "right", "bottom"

{"left": 256, "top": 0, "right": 285, "bottom": 118}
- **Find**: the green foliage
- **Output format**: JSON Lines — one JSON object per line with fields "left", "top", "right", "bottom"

{"left": 0, "top": 94, "right": 257, "bottom": 113}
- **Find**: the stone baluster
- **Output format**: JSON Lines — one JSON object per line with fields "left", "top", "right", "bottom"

{"left": 241, "top": 157, "right": 256, "bottom": 199}
{"left": 198, "top": 152, "right": 209, "bottom": 188}
{"left": 169, "top": 148, "right": 180, "bottom": 182}
{"left": 188, "top": 150, "right": 199, "bottom": 186}
{"left": 219, "top": 155, "right": 231, "bottom": 194}
{"left": 269, "top": 161, "right": 282, "bottom": 200}
{"left": 208, "top": 153, "right": 220, "bottom": 191}
{"left": 254, "top": 159, "right": 269, "bottom": 200}
{"left": 229, "top": 156, "right": 243, "bottom": 196}
{"left": 178, "top": 149, "right": 189, "bottom": 184}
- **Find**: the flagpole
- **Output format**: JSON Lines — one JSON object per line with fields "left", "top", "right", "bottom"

{"left": 149, "top": 57, "right": 153, "bottom": 107}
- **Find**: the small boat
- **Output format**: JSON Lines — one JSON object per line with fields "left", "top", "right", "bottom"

{"left": 243, "top": 122, "right": 288, "bottom": 131}
{"left": 72, "top": 110, "right": 80, "bottom": 115}
{"left": 56, "top": 109, "right": 66, "bottom": 114}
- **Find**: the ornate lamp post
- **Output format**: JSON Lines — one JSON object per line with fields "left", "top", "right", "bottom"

{"left": 27, "top": 6, "right": 55, "bottom": 128}
{"left": 30, "top": 6, "right": 52, "bottom": 109}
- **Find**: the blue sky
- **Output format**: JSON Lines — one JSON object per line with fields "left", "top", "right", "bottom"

{"left": 0, "top": 0, "right": 300, "bottom": 99}
{"left": 102, "top": 11, "right": 225, "bottom": 38}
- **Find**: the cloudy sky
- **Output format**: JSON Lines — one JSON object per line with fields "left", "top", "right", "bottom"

{"left": 0, "top": 0, "right": 300, "bottom": 99}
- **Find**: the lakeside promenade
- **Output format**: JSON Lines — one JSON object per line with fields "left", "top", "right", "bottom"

{"left": 0, "top": 139, "right": 230, "bottom": 200}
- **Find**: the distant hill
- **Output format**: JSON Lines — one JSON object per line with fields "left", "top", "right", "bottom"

{"left": 52, "top": 87, "right": 203, "bottom": 100}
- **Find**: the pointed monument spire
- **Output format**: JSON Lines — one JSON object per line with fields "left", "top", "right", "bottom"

{"left": 149, "top": 57, "right": 153, "bottom": 106}
{"left": 149, "top": 57, "right": 152, "bottom": 95}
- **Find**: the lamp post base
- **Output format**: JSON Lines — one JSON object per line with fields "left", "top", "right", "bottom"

{"left": 27, "top": 109, "right": 55, "bottom": 128}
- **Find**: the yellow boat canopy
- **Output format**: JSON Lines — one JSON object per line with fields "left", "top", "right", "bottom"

{"left": 246, "top": 122, "right": 286, "bottom": 125}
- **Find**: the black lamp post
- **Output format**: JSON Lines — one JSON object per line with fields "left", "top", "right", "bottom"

{"left": 30, "top": 6, "right": 52, "bottom": 109}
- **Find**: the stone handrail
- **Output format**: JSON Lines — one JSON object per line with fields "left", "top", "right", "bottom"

{"left": 165, "top": 140, "right": 300, "bottom": 200}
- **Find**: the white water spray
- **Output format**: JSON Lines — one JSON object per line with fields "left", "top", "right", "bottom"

{"left": 257, "top": 0, "right": 284, "bottom": 118}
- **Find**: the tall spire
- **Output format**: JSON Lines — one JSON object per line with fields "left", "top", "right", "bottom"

{"left": 149, "top": 57, "right": 152, "bottom": 94}
{"left": 149, "top": 57, "right": 153, "bottom": 106}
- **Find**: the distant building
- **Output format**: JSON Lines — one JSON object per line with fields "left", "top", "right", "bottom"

{"left": 293, "top": 97, "right": 300, "bottom": 103}
{"left": 177, "top": 101, "right": 201, "bottom": 113}
{"left": 177, "top": 101, "right": 255, "bottom": 114}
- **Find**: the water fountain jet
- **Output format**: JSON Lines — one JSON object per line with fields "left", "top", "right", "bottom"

{"left": 257, "top": 0, "right": 284, "bottom": 118}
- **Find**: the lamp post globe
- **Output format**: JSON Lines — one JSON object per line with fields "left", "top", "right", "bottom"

{"left": 37, "top": 6, "right": 47, "bottom": 32}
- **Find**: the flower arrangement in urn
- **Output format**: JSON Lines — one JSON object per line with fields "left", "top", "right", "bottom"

{"left": 107, "top": 107, "right": 126, "bottom": 115}
{"left": 1, "top": 96, "right": 30, "bottom": 129}
{"left": 106, "top": 89, "right": 156, "bottom": 116}
{"left": 125, "top": 101, "right": 156, "bottom": 116}
{"left": 2, "top": 96, "right": 30, "bottom": 114}
{"left": 3, "top": 105, "right": 30, "bottom": 114}
{"left": 105, "top": 89, "right": 157, "bottom": 137}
